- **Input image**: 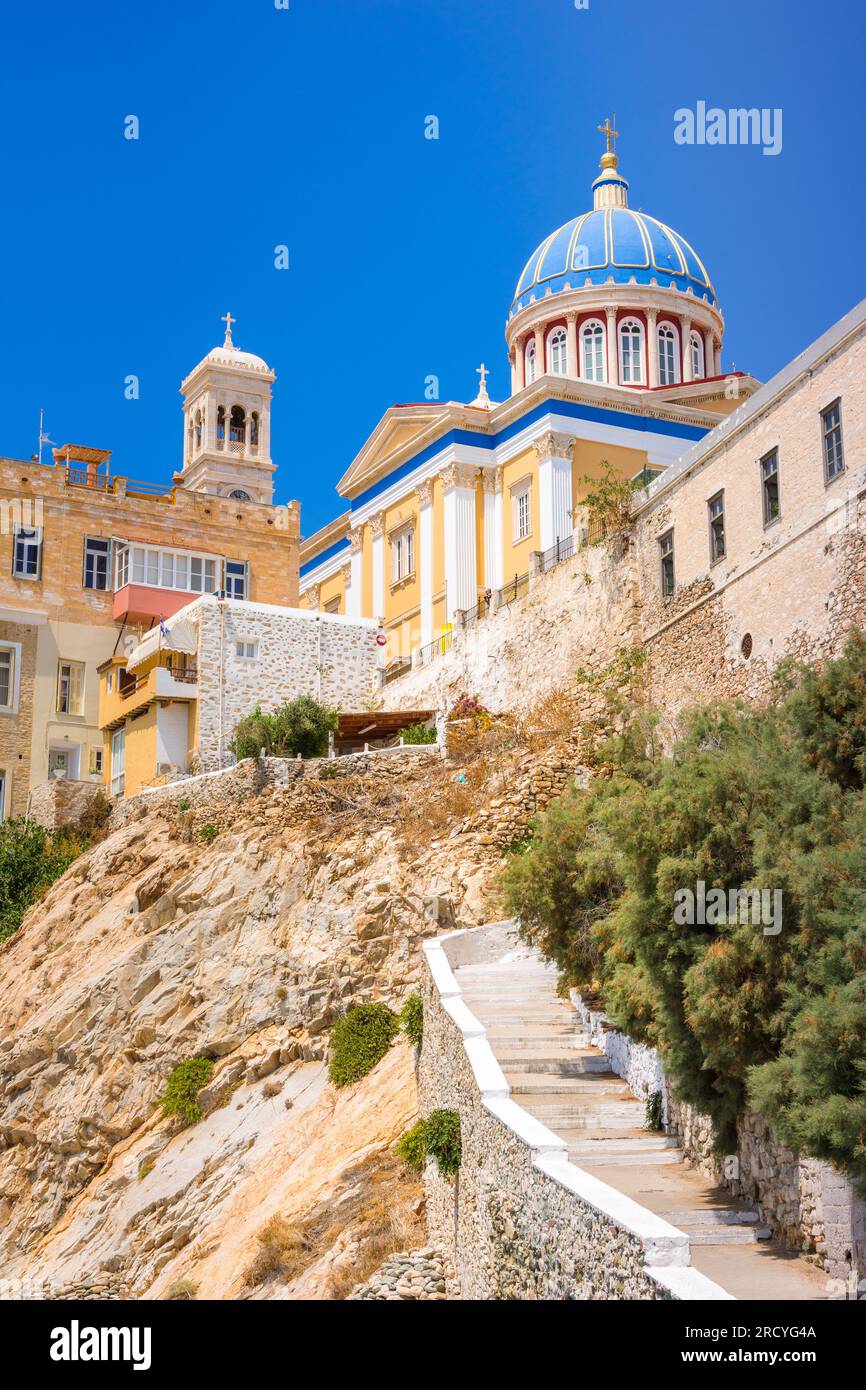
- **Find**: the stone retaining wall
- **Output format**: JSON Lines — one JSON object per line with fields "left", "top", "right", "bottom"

{"left": 419, "top": 923, "right": 728, "bottom": 1301}
{"left": 572, "top": 993, "right": 866, "bottom": 1287}
{"left": 27, "top": 778, "right": 107, "bottom": 831}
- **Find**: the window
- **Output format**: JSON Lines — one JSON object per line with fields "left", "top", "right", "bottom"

{"left": 392, "top": 528, "right": 415, "bottom": 583}
{"left": 619, "top": 319, "right": 644, "bottom": 384}
{"left": 548, "top": 326, "right": 568, "bottom": 375}
{"left": 250, "top": 412, "right": 260, "bottom": 447}
{"left": 324, "top": 596, "right": 341, "bottom": 614}
{"left": 225, "top": 560, "right": 248, "bottom": 599}
{"left": 525, "top": 339, "right": 537, "bottom": 384}
{"left": 13, "top": 525, "right": 42, "bottom": 579}
{"left": 57, "top": 660, "right": 84, "bottom": 716}
{"left": 83, "top": 537, "right": 111, "bottom": 590}
{"left": 110, "top": 727, "right": 125, "bottom": 798}
{"left": 0, "top": 772, "right": 5, "bottom": 822}
{"left": 229, "top": 405, "right": 246, "bottom": 443}
{"left": 690, "top": 332, "right": 704, "bottom": 380}
{"left": 659, "top": 531, "right": 675, "bottom": 596}
{"left": 235, "top": 640, "right": 258, "bottom": 660}
{"left": 760, "top": 449, "right": 780, "bottom": 525}
{"left": 657, "top": 324, "right": 679, "bottom": 386}
{"left": 822, "top": 399, "right": 844, "bottom": 481}
{"left": 0, "top": 649, "right": 13, "bottom": 709}
{"left": 114, "top": 544, "right": 220, "bottom": 596}
{"left": 512, "top": 482, "right": 531, "bottom": 542}
{"left": 708, "top": 491, "right": 726, "bottom": 563}
{"left": 581, "top": 320, "right": 605, "bottom": 383}
{"left": 228, "top": 490, "right": 252, "bottom": 502}
{"left": 89, "top": 747, "right": 103, "bottom": 775}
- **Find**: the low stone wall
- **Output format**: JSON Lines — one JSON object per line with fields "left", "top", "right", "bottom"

{"left": 573, "top": 994, "right": 866, "bottom": 1286}
{"left": 27, "top": 779, "right": 107, "bottom": 831}
{"left": 419, "top": 924, "right": 728, "bottom": 1301}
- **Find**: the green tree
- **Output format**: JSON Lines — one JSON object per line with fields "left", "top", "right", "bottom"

{"left": 231, "top": 695, "right": 339, "bottom": 761}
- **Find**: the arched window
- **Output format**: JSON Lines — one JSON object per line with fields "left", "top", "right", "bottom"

{"left": 525, "top": 338, "right": 537, "bottom": 384}
{"left": 619, "top": 318, "right": 644, "bottom": 385}
{"left": 580, "top": 320, "right": 605, "bottom": 383}
{"left": 250, "top": 411, "right": 260, "bottom": 448}
{"left": 690, "top": 332, "right": 704, "bottom": 380}
{"left": 657, "top": 322, "right": 679, "bottom": 386}
{"left": 228, "top": 489, "right": 252, "bottom": 502}
{"left": 548, "top": 326, "right": 568, "bottom": 376}
{"left": 229, "top": 405, "right": 246, "bottom": 443}
{"left": 216, "top": 405, "right": 226, "bottom": 445}
{"left": 194, "top": 410, "right": 203, "bottom": 450}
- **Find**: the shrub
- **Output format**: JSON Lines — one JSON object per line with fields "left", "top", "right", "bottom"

{"left": 0, "top": 817, "right": 89, "bottom": 943}
{"left": 178, "top": 799, "right": 191, "bottom": 812}
{"left": 328, "top": 1003, "right": 399, "bottom": 1088}
{"left": 400, "top": 993, "right": 423, "bottom": 1047}
{"left": 396, "top": 1110, "right": 461, "bottom": 1176}
{"left": 200, "top": 823, "right": 217, "bottom": 842}
{"left": 645, "top": 1091, "right": 664, "bottom": 1132}
{"left": 231, "top": 695, "right": 339, "bottom": 762}
{"left": 160, "top": 1057, "right": 215, "bottom": 1126}
{"left": 447, "top": 694, "right": 489, "bottom": 721}
{"left": 400, "top": 720, "right": 437, "bottom": 745}
{"left": 162, "top": 1279, "right": 199, "bottom": 1301}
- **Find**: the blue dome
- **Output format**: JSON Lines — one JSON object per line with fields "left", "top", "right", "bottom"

{"left": 512, "top": 206, "right": 717, "bottom": 314}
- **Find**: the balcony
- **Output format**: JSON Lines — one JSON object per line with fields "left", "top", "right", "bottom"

{"left": 113, "top": 584, "right": 198, "bottom": 624}
{"left": 100, "top": 661, "right": 198, "bottom": 730}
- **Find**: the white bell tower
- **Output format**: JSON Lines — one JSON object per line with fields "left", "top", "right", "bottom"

{"left": 178, "top": 313, "right": 277, "bottom": 504}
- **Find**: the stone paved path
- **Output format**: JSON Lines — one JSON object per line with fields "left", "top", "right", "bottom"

{"left": 453, "top": 947, "right": 829, "bottom": 1301}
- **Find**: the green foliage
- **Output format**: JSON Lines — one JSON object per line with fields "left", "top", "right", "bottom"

{"left": 400, "top": 720, "right": 437, "bottom": 745}
{"left": 400, "top": 992, "right": 423, "bottom": 1047}
{"left": 160, "top": 1057, "right": 215, "bottom": 1126}
{"left": 578, "top": 459, "right": 635, "bottom": 539}
{"left": 200, "top": 823, "right": 217, "bottom": 842}
{"left": 231, "top": 696, "right": 339, "bottom": 762}
{"left": 396, "top": 1109, "right": 461, "bottom": 1177}
{"left": 0, "top": 818, "right": 89, "bottom": 943}
{"left": 328, "top": 1003, "right": 400, "bottom": 1088}
{"left": 178, "top": 799, "right": 191, "bottom": 811}
{"left": 645, "top": 1091, "right": 664, "bottom": 1132}
{"left": 497, "top": 631, "right": 866, "bottom": 1187}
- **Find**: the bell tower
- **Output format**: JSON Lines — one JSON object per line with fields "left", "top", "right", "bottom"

{"left": 178, "top": 313, "right": 277, "bottom": 504}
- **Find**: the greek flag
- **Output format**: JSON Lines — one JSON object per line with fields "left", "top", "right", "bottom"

{"left": 159, "top": 618, "right": 170, "bottom": 640}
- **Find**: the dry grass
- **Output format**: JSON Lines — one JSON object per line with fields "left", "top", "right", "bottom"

{"left": 243, "top": 1214, "right": 314, "bottom": 1288}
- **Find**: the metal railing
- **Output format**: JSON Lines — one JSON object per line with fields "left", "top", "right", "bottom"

{"left": 537, "top": 534, "right": 575, "bottom": 573}
{"left": 455, "top": 593, "right": 492, "bottom": 627}
{"left": 496, "top": 571, "right": 529, "bottom": 606}
{"left": 578, "top": 515, "right": 608, "bottom": 549}
{"left": 418, "top": 627, "right": 454, "bottom": 665}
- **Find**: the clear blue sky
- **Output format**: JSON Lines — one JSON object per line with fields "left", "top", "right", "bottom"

{"left": 1, "top": 0, "right": 863, "bottom": 535}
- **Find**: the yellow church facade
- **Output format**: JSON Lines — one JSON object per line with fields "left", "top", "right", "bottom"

{"left": 299, "top": 136, "right": 757, "bottom": 667}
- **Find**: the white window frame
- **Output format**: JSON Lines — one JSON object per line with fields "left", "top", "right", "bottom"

{"left": 0, "top": 642, "right": 22, "bottom": 714}
{"left": 225, "top": 560, "right": 248, "bottom": 600}
{"left": 235, "top": 639, "right": 258, "bottom": 660}
{"left": 391, "top": 526, "right": 415, "bottom": 584}
{"left": 690, "top": 331, "right": 704, "bottom": 380}
{"left": 114, "top": 542, "right": 221, "bottom": 596}
{"left": 89, "top": 746, "right": 104, "bottom": 776}
{"left": 511, "top": 479, "right": 532, "bottom": 543}
{"left": 13, "top": 525, "right": 42, "bottom": 580}
{"left": 525, "top": 338, "right": 537, "bottom": 384}
{"left": 110, "top": 727, "right": 125, "bottom": 798}
{"left": 83, "top": 536, "right": 112, "bottom": 590}
{"left": 657, "top": 321, "right": 679, "bottom": 386}
{"left": 618, "top": 318, "right": 645, "bottom": 385}
{"left": 56, "top": 660, "right": 85, "bottom": 717}
{"left": 580, "top": 319, "right": 606, "bottom": 383}
{"left": 547, "top": 326, "right": 568, "bottom": 376}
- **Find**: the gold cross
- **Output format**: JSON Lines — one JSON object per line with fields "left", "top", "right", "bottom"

{"left": 597, "top": 114, "right": 619, "bottom": 155}
{"left": 221, "top": 310, "right": 236, "bottom": 344}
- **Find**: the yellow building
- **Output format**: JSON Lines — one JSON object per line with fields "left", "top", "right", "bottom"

{"left": 299, "top": 137, "right": 758, "bottom": 669}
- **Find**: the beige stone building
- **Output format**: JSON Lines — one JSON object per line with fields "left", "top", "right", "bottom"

{"left": 0, "top": 320, "right": 299, "bottom": 818}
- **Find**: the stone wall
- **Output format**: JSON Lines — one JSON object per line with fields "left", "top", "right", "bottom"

{"left": 572, "top": 993, "right": 866, "bottom": 1288}
{"left": 419, "top": 925, "right": 727, "bottom": 1301}
{"left": 27, "top": 778, "right": 107, "bottom": 831}
{"left": 194, "top": 597, "right": 380, "bottom": 771}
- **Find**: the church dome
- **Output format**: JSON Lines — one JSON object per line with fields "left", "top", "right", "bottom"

{"left": 511, "top": 148, "right": 716, "bottom": 316}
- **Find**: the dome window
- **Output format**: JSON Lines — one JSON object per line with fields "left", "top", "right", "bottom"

{"left": 690, "top": 332, "right": 704, "bottom": 380}
{"left": 658, "top": 322, "right": 679, "bottom": 386}
{"left": 580, "top": 320, "right": 605, "bottom": 383}
{"left": 525, "top": 338, "right": 537, "bottom": 384}
{"left": 619, "top": 318, "right": 645, "bottom": 385}
{"left": 548, "top": 326, "right": 568, "bottom": 376}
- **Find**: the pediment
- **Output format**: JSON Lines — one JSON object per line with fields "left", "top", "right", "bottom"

{"left": 338, "top": 404, "right": 455, "bottom": 498}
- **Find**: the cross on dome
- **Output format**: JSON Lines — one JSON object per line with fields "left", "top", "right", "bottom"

{"left": 221, "top": 311, "right": 236, "bottom": 347}
{"left": 471, "top": 361, "right": 493, "bottom": 408}
{"left": 597, "top": 114, "right": 619, "bottom": 157}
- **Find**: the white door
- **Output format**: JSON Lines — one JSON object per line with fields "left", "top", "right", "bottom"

{"left": 110, "top": 728, "right": 126, "bottom": 797}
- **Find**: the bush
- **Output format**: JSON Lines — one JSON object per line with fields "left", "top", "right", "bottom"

{"left": 0, "top": 817, "right": 89, "bottom": 943}
{"left": 328, "top": 1003, "right": 400, "bottom": 1088}
{"left": 397, "top": 1110, "right": 461, "bottom": 1177}
{"left": 200, "top": 823, "right": 217, "bottom": 842}
{"left": 160, "top": 1057, "right": 215, "bottom": 1126}
{"left": 396, "top": 1119, "right": 427, "bottom": 1171}
{"left": 400, "top": 993, "right": 423, "bottom": 1047}
{"left": 400, "top": 720, "right": 437, "bottom": 745}
{"left": 231, "top": 695, "right": 339, "bottom": 762}
{"left": 447, "top": 694, "right": 489, "bottom": 721}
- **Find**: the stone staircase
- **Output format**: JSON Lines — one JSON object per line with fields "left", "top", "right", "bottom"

{"left": 454, "top": 947, "right": 827, "bottom": 1299}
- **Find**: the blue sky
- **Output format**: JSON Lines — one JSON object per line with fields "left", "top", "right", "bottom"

{"left": 1, "top": 0, "right": 863, "bottom": 535}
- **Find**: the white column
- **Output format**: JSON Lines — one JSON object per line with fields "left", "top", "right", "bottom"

{"left": 442, "top": 463, "right": 478, "bottom": 622}
{"left": 605, "top": 305, "right": 618, "bottom": 384}
{"left": 703, "top": 329, "right": 714, "bottom": 380}
{"left": 646, "top": 307, "right": 659, "bottom": 388}
{"left": 347, "top": 527, "right": 363, "bottom": 618}
{"left": 534, "top": 432, "right": 575, "bottom": 552}
{"left": 340, "top": 561, "right": 352, "bottom": 617}
{"left": 482, "top": 467, "right": 504, "bottom": 590}
{"left": 371, "top": 512, "right": 385, "bottom": 621}
{"left": 533, "top": 325, "right": 545, "bottom": 377}
{"left": 681, "top": 316, "right": 693, "bottom": 383}
{"left": 417, "top": 480, "right": 434, "bottom": 645}
{"left": 566, "top": 313, "right": 578, "bottom": 380}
